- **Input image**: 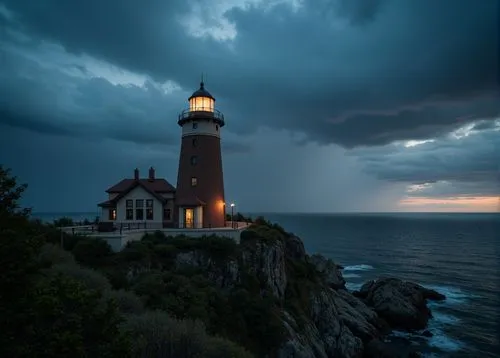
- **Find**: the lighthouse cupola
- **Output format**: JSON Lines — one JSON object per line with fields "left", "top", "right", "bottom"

{"left": 178, "top": 81, "right": 225, "bottom": 128}
{"left": 188, "top": 81, "right": 215, "bottom": 112}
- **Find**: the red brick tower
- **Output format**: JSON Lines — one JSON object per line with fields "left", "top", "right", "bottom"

{"left": 175, "top": 80, "right": 226, "bottom": 228}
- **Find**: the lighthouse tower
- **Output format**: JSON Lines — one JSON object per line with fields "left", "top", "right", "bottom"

{"left": 175, "top": 80, "right": 226, "bottom": 228}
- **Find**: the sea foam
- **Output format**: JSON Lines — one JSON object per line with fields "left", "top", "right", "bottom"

{"left": 343, "top": 264, "right": 374, "bottom": 271}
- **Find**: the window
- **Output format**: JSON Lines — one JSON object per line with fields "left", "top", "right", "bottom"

{"left": 126, "top": 200, "right": 133, "bottom": 208}
{"left": 108, "top": 209, "right": 116, "bottom": 221}
{"left": 216, "top": 125, "right": 219, "bottom": 131}
{"left": 136, "top": 208, "right": 144, "bottom": 220}
{"left": 192, "top": 138, "right": 198, "bottom": 147}
{"left": 126, "top": 209, "right": 133, "bottom": 220}
{"left": 192, "top": 122, "right": 198, "bottom": 129}
{"left": 136, "top": 199, "right": 144, "bottom": 208}
{"left": 164, "top": 208, "right": 171, "bottom": 221}
{"left": 146, "top": 200, "right": 154, "bottom": 220}
{"left": 191, "top": 177, "right": 197, "bottom": 187}
{"left": 190, "top": 155, "right": 198, "bottom": 165}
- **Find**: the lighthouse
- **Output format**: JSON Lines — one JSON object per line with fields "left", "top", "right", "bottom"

{"left": 175, "top": 80, "right": 226, "bottom": 228}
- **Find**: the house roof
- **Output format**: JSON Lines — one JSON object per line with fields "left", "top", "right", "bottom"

{"left": 106, "top": 178, "right": 176, "bottom": 193}
{"left": 99, "top": 178, "right": 176, "bottom": 207}
{"left": 97, "top": 200, "right": 114, "bottom": 208}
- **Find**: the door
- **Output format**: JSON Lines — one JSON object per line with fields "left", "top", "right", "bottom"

{"left": 184, "top": 208, "right": 194, "bottom": 228}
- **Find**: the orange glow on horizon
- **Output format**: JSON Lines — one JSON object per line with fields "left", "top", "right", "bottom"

{"left": 398, "top": 196, "right": 498, "bottom": 212}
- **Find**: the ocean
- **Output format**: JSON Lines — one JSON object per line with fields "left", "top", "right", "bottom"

{"left": 33, "top": 212, "right": 500, "bottom": 357}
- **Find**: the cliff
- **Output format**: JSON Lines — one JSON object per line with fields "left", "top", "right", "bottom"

{"left": 122, "top": 220, "right": 445, "bottom": 358}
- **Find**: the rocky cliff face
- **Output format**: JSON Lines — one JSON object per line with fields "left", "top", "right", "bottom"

{"left": 163, "top": 224, "right": 445, "bottom": 358}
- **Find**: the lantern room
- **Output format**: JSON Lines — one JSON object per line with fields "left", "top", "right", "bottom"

{"left": 188, "top": 81, "right": 215, "bottom": 112}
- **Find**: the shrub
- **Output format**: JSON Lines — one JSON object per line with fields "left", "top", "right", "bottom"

{"left": 104, "top": 289, "right": 145, "bottom": 315}
{"left": 72, "top": 237, "right": 112, "bottom": 267}
{"left": 122, "top": 311, "right": 253, "bottom": 358}
{"left": 204, "top": 336, "right": 254, "bottom": 358}
{"left": 48, "top": 263, "right": 112, "bottom": 292}
{"left": 53, "top": 217, "right": 74, "bottom": 227}
{"left": 121, "top": 311, "right": 207, "bottom": 358}
{"left": 38, "top": 243, "right": 76, "bottom": 266}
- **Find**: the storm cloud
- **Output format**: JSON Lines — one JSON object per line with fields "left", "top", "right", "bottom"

{"left": 0, "top": 0, "right": 498, "bottom": 212}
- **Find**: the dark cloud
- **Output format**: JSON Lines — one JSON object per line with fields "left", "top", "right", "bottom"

{"left": 1, "top": 0, "right": 498, "bottom": 149}
{"left": 351, "top": 122, "right": 500, "bottom": 196}
{"left": 334, "top": 0, "right": 388, "bottom": 25}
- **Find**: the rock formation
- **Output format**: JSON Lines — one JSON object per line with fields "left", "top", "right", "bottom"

{"left": 139, "top": 223, "right": 446, "bottom": 358}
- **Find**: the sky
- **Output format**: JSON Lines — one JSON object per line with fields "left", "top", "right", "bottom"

{"left": 0, "top": 0, "right": 498, "bottom": 213}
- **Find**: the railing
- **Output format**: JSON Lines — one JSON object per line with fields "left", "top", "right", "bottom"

{"left": 61, "top": 221, "right": 251, "bottom": 235}
{"left": 178, "top": 108, "right": 225, "bottom": 126}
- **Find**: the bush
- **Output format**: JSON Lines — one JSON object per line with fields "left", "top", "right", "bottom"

{"left": 48, "top": 263, "right": 112, "bottom": 292}
{"left": 204, "top": 336, "right": 254, "bottom": 358}
{"left": 240, "top": 224, "right": 285, "bottom": 244}
{"left": 104, "top": 289, "right": 145, "bottom": 315}
{"left": 38, "top": 243, "right": 75, "bottom": 266}
{"left": 72, "top": 237, "right": 112, "bottom": 267}
{"left": 121, "top": 311, "right": 207, "bottom": 358}
{"left": 122, "top": 311, "right": 253, "bottom": 358}
{"left": 53, "top": 217, "right": 74, "bottom": 227}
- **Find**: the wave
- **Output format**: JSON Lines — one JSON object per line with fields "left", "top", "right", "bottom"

{"left": 423, "top": 285, "right": 478, "bottom": 306}
{"left": 388, "top": 284, "right": 468, "bottom": 354}
{"left": 343, "top": 273, "right": 361, "bottom": 279}
{"left": 345, "top": 282, "right": 363, "bottom": 291}
{"left": 343, "top": 264, "right": 374, "bottom": 272}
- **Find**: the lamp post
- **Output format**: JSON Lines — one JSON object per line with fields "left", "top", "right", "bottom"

{"left": 230, "top": 203, "right": 235, "bottom": 229}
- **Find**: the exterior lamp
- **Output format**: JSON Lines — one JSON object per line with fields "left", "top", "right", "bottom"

{"left": 230, "top": 203, "right": 235, "bottom": 228}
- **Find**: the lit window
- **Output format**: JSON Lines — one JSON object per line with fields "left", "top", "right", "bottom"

{"left": 191, "top": 177, "right": 197, "bottom": 186}
{"left": 189, "top": 97, "right": 214, "bottom": 112}
{"left": 109, "top": 209, "right": 116, "bottom": 221}
{"left": 190, "top": 155, "right": 198, "bottom": 165}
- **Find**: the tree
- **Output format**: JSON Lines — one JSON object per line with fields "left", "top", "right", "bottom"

{"left": 0, "top": 165, "right": 31, "bottom": 230}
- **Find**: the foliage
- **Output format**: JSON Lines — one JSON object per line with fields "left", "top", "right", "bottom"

{"left": 0, "top": 165, "right": 31, "bottom": 231}
{"left": 24, "top": 273, "right": 131, "bottom": 358}
{"left": 38, "top": 243, "right": 76, "bottom": 266}
{"left": 122, "top": 311, "right": 254, "bottom": 358}
{"left": 72, "top": 237, "right": 113, "bottom": 267}
{"left": 104, "top": 289, "right": 145, "bottom": 315}
{"left": 0, "top": 229, "right": 130, "bottom": 357}
{"left": 226, "top": 212, "right": 253, "bottom": 223}
{"left": 48, "top": 263, "right": 113, "bottom": 292}
{"left": 240, "top": 223, "right": 286, "bottom": 243}
{"left": 53, "top": 216, "right": 74, "bottom": 227}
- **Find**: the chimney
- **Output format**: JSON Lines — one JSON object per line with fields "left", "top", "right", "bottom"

{"left": 134, "top": 168, "right": 139, "bottom": 180}
{"left": 148, "top": 167, "right": 155, "bottom": 180}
